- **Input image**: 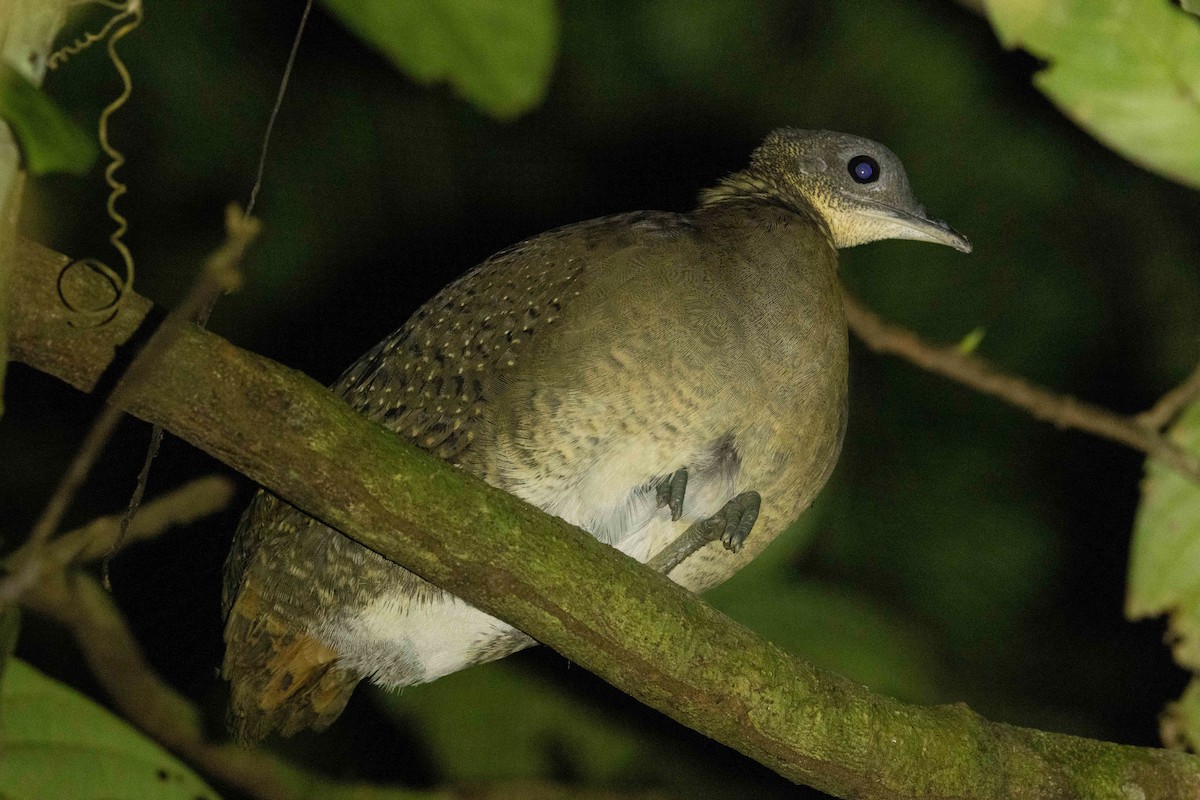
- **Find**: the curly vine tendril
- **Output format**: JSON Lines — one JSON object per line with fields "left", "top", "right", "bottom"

{"left": 46, "top": 0, "right": 131, "bottom": 70}
{"left": 49, "top": 1, "right": 143, "bottom": 328}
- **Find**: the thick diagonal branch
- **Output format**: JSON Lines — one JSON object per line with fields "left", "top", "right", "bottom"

{"left": 9, "top": 237, "right": 1200, "bottom": 799}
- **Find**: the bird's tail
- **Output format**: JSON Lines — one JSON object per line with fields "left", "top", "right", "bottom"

{"left": 222, "top": 577, "right": 359, "bottom": 743}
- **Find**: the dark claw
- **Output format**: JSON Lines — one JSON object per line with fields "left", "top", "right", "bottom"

{"left": 719, "top": 491, "right": 760, "bottom": 553}
{"left": 655, "top": 467, "right": 688, "bottom": 522}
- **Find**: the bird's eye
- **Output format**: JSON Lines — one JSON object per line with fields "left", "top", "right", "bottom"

{"left": 848, "top": 155, "right": 880, "bottom": 184}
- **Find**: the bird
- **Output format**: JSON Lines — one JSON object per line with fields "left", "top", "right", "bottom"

{"left": 221, "top": 128, "right": 971, "bottom": 742}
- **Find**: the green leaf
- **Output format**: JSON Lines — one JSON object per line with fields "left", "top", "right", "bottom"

{"left": 1161, "top": 677, "right": 1200, "bottom": 750}
{"left": 1127, "top": 399, "right": 1200, "bottom": 635}
{"left": 956, "top": 326, "right": 987, "bottom": 355}
{"left": 1128, "top": 400, "right": 1200, "bottom": 745}
{"left": 0, "top": 659, "right": 220, "bottom": 800}
{"left": 984, "top": 0, "right": 1200, "bottom": 189}
{"left": 317, "top": 0, "right": 558, "bottom": 119}
{"left": 0, "top": 64, "right": 97, "bottom": 176}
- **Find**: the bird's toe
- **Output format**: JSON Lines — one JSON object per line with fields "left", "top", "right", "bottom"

{"left": 655, "top": 466, "right": 689, "bottom": 522}
{"left": 720, "top": 491, "right": 761, "bottom": 553}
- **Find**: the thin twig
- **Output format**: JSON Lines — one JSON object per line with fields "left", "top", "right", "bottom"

{"left": 0, "top": 405, "right": 125, "bottom": 602}
{"left": 23, "top": 569, "right": 337, "bottom": 800}
{"left": 841, "top": 286, "right": 1200, "bottom": 484}
{"left": 3, "top": 1, "right": 142, "bottom": 585}
{"left": 37, "top": 0, "right": 305, "bottom": 584}
{"left": 102, "top": 206, "right": 260, "bottom": 580}
{"left": 246, "top": 0, "right": 312, "bottom": 219}
{"left": 51, "top": 476, "right": 234, "bottom": 566}
{"left": 5, "top": 477, "right": 235, "bottom": 593}
{"left": 102, "top": 424, "right": 161, "bottom": 589}
{"left": 1136, "top": 360, "right": 1200, "bottom": 431}
{"left": 5, "top": 206, "right": 258, "bottom": 604}
{"left": 108, "top": 0, "right": 305, "bottom": 582}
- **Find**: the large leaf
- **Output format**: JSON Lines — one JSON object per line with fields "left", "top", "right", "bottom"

{"left": 0, "top": 64, "right": 96, "bottom": 176}
{"left": 984, "top": 0, "right": 1200, "bottom": 189}
{"left": 1128, "top": 400, "right": 1200, "bottom": 745}
{"left": 318, "top": 0, "right": 558, "bottom": 119}
{"left": 1128, "top": 400, "right": 1200, "bottom": 634}
{"left": 0, "top": 659, "right": 219, "bottom": 800}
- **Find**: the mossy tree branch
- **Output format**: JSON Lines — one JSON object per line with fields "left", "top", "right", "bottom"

{"left": 8, "top": 236, "right": 1200, "bottom": 799}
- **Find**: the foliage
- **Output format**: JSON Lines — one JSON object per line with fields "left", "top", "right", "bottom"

{"left": 0, "top": 659, "right": 218, "bottom": 800}
{"left": 1129, "top": 400, "right": 1200, "bottom": 747}
{"left": 318, "top": 0, "right": 559, "bottom": 119}
{"left": 985, "top": 0, "right": 1200, "bottom": 189}
{"left": 0, "top": 63, "right": 96, "bottom": 176}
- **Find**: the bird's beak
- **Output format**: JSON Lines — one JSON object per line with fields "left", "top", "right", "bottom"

{"left": 858, "top": 201, "right": 973, "bottom": 253}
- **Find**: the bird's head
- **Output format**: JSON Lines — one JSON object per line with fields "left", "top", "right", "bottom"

{"left": 705, "top": 128, "right": 972, "bottom": 253}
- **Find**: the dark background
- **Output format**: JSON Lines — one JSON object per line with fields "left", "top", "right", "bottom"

{"left": 5, "top": 1, "right": 1200, "bottom": 797}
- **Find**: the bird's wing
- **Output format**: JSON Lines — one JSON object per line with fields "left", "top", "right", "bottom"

{"left": 329, "top": 211, "right": 696, "bottom": 464}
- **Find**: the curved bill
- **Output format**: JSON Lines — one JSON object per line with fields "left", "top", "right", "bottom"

{"left": 858, "top": 201, "right": 973, "bottom": 253}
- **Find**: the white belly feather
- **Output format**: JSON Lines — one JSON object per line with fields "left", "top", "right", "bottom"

{"left": 318, "top": 450, "right": 738, "bottom": 688}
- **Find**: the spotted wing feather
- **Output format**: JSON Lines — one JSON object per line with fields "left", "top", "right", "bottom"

{"left": 221, "top": 213, "right": 680, "bottom": 741}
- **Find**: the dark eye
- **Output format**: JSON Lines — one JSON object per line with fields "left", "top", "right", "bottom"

{"left": 848, "top": 155, "right": 880, "bottom": 184}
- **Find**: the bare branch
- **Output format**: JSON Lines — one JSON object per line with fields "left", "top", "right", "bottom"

{"left": 1137, "top": 361, "right": 1200, "bottom": 431}
{"left": 841, "top": 287, "right": 1200, "bottom": 483}
{"left": 1, "top": 403, "right": 125, "bottom": 601}
{"left": 3, "top": 476, "right": 234, "bottom": 605}
{"left": 50, "top": 475, "right": 235, "bottom": 565}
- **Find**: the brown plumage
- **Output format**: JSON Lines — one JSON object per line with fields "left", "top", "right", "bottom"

{"left": 222, "top": 129, "right": 970, "bottom": 742}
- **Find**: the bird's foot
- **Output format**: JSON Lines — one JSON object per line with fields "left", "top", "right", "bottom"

{"left": 646, "top": 491, "right": 761, "bottom": 575}
{"left": 712, "top": 491, "right": 761, "bottom": 553}
{"left": 655, "top": 467, "right": 688, "bottom": 521}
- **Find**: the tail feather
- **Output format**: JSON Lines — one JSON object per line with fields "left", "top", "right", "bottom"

{"left": 223, "top": 577, "right": 359, "bottom": 743}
